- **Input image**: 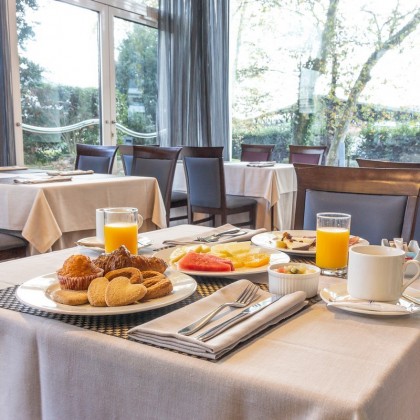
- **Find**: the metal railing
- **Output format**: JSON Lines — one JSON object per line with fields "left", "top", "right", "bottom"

{"left": 22, "top": 119, "right": 157, "bottom": 139}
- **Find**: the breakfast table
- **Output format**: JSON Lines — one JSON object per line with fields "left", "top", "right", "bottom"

{"left": 0, "top": 224, "right": 419, "bottom": 420}
{"left": 173, "top": 162, "right": 297, "bottom": 230}
{"left": 0, "top": 172, "right": 166, "bottom": 255}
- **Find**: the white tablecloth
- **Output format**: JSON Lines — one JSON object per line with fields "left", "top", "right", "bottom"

{"left": 0, "top": 225, "right": 419, "bottom": 420}
{"left": 0, "top": 174, "right": 166, "bottom": 254}
{"left": 173, "top": 162, "right": 297, "bottom": 230}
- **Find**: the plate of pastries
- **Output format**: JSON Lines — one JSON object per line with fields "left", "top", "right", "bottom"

{"left": 16, "top": 246, "right": 197, "bottom": 315}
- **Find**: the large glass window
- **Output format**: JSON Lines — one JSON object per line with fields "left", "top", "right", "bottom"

{"left": 12, "top": 0, "right": 158, "bottom": 169}
{"left": 230, "top": 0, "right": 420, "bottom": 165}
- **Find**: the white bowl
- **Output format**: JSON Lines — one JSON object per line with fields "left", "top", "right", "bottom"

{"left": 268, "top": 263, "right": 321, "bottom": 298}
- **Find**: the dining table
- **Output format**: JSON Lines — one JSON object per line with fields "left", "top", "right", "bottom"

{"left": 0, "top": 224, "right": 419, "bottom": 420}
{"left": 0, "top": 171, "right": 166, "bottom": 255}
{"left": 173, "top": 161, "right": 297, "bottom": 231}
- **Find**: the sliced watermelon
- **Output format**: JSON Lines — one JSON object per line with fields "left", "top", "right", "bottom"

{"left": 178, "top": 251, "right": 234, "bottom": 272}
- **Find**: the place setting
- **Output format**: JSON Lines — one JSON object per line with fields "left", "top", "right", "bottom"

{"left": 315, "top": 213, "right": 420, "bottom": 316}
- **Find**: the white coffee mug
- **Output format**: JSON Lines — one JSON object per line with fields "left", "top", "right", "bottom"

{"left": 347, "top": 245, "right": 420, "bottom": 301}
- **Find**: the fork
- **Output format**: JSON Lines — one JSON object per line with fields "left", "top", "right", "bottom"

{"left": 178, "top": 283, "right": 260, "bottom": 336}
{"left": 196, "top": 228, "right": 243, "bottom": 242}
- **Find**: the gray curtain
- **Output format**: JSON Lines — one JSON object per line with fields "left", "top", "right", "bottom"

{"left": 157, "top": 0, "right": 230, "bottom": 159}
{"left": 0, "top": 0, "right": 16, "bottom": 166}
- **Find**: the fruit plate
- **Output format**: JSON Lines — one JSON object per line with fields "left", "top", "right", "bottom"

{"left": 15, "top": 269, "right": 196, "bottom": 316}
{"left": 153, "top": 245, "right": 290, "bottom": 277}
{"left": 251, "top": 230, "right": 369, "bottom": 256}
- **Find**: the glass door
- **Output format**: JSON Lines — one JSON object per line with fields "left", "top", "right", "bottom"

{"left": 11, "top": 0, "right": 157, "bottom": 169}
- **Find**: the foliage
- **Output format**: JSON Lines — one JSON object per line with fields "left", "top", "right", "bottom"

{"left": 232, "top": 124, "right": 293, "bottom": 162}
{"left": 352, "top": 123, "right": 420, "bottom": 163}
{"left": 231, "top": 0, "right": 420, "bottom": 164}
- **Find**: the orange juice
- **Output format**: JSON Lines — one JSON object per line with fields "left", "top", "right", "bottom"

{"left": 104, "top": 223, "right": 138, "bottom": 254}
{"left": 316, "top": 227, "right": 350, "bottom": 269}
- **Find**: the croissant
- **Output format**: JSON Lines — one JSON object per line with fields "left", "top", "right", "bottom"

{"left": 93, "top": 246, "right": 167, "bottom": 274}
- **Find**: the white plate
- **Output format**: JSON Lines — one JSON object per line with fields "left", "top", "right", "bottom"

{"left": 153, "top": 245, "right": 290, "bottom": 277}
{"left": 16, "top": 269, "right": 197, "bottom": 316}
{"left": 76, "top": 236, "right": 152, "bottom": 253}
{"left": 251, "top": 230, "right": 369, "bottom": 256}
{"left": 320, "top": 283, "right": 420, "bottom": 316}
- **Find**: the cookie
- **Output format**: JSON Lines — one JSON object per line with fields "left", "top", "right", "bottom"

{"left": 87, "top": 277, "right": 109, "bottom": 307}
{"left": 105, "top": 267, "right": 143, "bottom": 284}
{"left": 51, "top": 289, "right": 88, "bottom": 306}
{"left": 105, "top": 276, "right": 147, "bottom": 307}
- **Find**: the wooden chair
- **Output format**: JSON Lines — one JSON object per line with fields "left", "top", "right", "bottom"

{"left": 240, "top": 144, "right": 275, "bottom": 162}
{"left": 75, "top": 144, "right": 119, "bottom": 174}
{"left": 356, "top": 158, "right": 420, "bottom": 169}
{"left": 0, "top": 231, "right": 27, "bottom": 262}
{"left": 293, "top": 164, "right": 420, "bottom": 244}
{"left": 182, "top": 146, "right": 257, "bottom": 228}
{"left": 129, "top": 145, "right": 187, "bottom": 226}
{"left": 289, "top": 145, "right": 327, "bottom": 165}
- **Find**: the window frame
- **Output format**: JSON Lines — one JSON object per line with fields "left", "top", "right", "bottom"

{"left": 7, "top": 0, "right": 158, "bottom": 165}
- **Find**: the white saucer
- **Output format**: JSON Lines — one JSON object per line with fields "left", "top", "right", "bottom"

{"left": 76, "top": 236, "right": 152, "bottom": 253}
{"left": 320, "top": 283, "right": 420, "bottom": 316}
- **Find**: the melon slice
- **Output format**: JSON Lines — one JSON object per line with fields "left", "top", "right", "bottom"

{"left": 178, "top": 252, "right": 234, "bottom": 272}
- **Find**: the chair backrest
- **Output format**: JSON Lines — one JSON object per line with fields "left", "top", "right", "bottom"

{"left": 75, "top": 144, "right": 119, "bottom": 174}
{"left": 240, "top": 144, "right": 275, "bottom": 162}
{"left": 356, "top": 158, "right": 420, "bottom": 169}
{"left": 289, "top": 145, "right": 327, "bottom": 165}
{"left": 181, "top": 147, "right": 226, "bottom": 209}
{"left": 130, "top": 145, "right": 183, "bottom": 225}
{"left": 293, "top": 164, "right": 420, "bottom": 244}
{"left": 119, "top": 145, "right": 161, "bottom": 175}
{"left": 119, "top": 145, "right": 134, "bottom": 175}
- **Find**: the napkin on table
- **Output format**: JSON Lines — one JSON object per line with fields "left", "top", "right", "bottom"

{"left": 13, "top": 176, "right": 73, "bottom": 184}
{"left": 0, "top": 165, "right": 28, "bottom": 171}
{"left": 327, "top": 300, "right": 418, "bottom": 314}
{"left": 46, "top": 169, "right": 94, "bottom": 176}
{"left": 128, "top": 280, "right": 307, "bottom": 359}
{"left": 160, "top": 224, "right": 267, "bottom": 247}
{"left": 246, "top": 161, "right": 276, "bottom": 167}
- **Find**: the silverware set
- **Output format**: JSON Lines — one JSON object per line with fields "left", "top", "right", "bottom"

{"left": 178, "top": 283, "right": 260, "bottom": 336}
{"left": 195, "top": 228, "right": 246, "bottom": 242}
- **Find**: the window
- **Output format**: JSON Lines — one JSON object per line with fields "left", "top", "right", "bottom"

{"left": 230, "top": 0, "right": 420, "bottom": 165}
{"left": 10, "top": 0, "right": 158, "bottom": 169}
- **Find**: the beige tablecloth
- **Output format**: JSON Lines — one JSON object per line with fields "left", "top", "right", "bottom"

{"left": 0, "top": 174, "right": 166, "bottom": 254}
{"left": 0, "top": 225, "right": 419, "bottom": 420}
{"left": 173, "top": 162, "right": 297, "bottom": 230}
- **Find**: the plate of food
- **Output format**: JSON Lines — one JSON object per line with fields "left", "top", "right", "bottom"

{"left": 16, "top": 248, "right": 196, "bottom": 316}
{"left": 153, "top": 241, "right": 290, "bottom": 277}
{"left": 251, "top": 230, "right": 367, "bottom": 256}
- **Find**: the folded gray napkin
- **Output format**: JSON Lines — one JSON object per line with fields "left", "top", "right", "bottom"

{"left": 14, "top": 176, "right": 73, "bottom": 184}
{"left": 128, "top": 280, "right": 307, "bottom": 359}
{"left": 46, "top": 169, "right": 94, "bottom": 176}
{"left": 160, "top": 224, "right": 267, "bottom": 247}
{"left": 246, "top": 161, "right": 276, "bottom": 167}
{"left": 0, "top": 165, "right": 28, "bottom": 171}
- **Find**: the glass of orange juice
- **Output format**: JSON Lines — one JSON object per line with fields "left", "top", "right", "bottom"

{"left": 104, "top": 208, "right": 140, "bottom": 254}
{"left": 316, "top": 213, "right": 351, "bottom": 277}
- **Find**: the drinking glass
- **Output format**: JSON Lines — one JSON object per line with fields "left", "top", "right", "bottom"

{"left": 316, "top": 212, "right": 351, "bottom": 277}
{"left": 104, "top": 207, "right": 139, "bottom": 254}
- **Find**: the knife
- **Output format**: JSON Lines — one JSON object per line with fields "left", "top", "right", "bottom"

{"left": 196, "top": 295, "right": 282, "bottom": 342}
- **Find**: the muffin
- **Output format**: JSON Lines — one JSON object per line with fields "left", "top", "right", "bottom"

{"left": 57, "top": 255, "right": 104, "bottom": 290}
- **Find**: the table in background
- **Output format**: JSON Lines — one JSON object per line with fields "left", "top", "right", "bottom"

{"left": 0, "top": 172, "right": 166, "bottom": 254}
{"left": 173, "top": 162, "right": 297, "bottom": 231}
{"left": 0, "top": 224, "right": 419, "bottom": 420}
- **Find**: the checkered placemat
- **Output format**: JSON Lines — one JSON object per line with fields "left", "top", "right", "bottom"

{"left": 0, "top": 279, "right": 271, "bottom": 340}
